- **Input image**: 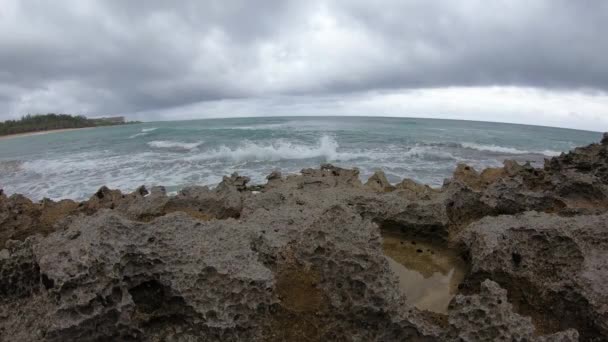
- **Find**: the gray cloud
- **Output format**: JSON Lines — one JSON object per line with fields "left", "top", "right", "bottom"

{"left": 0, "top": 0, "right": 606, "bottom": 119}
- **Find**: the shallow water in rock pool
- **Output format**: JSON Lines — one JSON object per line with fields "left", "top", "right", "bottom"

{"left": 382, "top": 231, "right": 467, "bottom": 314}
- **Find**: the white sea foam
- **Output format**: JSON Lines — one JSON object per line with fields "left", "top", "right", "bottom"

{"left": 461, "top": 142, "right": 561, "bottom": 156}
{"left": 128, "top": 128, "right": 158, "bottom": 138}
{"left": 148, "top": 140, "right": 203, "bottom": 151}
{"left": 540, "top": 150, "right": 564, "bottom": 157}
{"left": 186, "top": 136, "right": 358, "bottom": 162}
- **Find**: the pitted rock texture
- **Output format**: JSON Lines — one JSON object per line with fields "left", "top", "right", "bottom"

{"left": 1, "top": 134, "right": 608, "bottom": 341}
{"left": 0, "top": 206, "right": 443, "bottom": 341}
{"left": 458, "top": 212, "right": 608, "bottom": 341}
{"left": 445, "top": 280, "right": 579, "bottom": 342}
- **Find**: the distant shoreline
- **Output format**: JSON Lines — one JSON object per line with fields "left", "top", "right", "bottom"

{"left": 0, "top": 127, "right": 95, "bottom": 140}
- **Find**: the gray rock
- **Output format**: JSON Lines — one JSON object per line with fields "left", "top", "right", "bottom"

{"left": 365, "top": 170, "right": 395, "bottom": 192}
{"left": 2, "top": 134, "right": 608, "bottom": 341}
{"left": 458, "top": 212, "right": 608, "bottom": 341}
{"left": 445, "top": 279, "right": 578, "bottom": 341}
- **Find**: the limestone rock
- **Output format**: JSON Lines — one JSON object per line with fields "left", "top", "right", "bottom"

{"left": 458, "top": 212, "right": 608, "bottom": 341}
{"left": 365, "top": 170, "right": 395, "bottom": 192}
{"left": 446, "top": 280, "right": 578, "bottom": 342}
{"left": 2, "top": 133, "right": 608, "bottom": 340}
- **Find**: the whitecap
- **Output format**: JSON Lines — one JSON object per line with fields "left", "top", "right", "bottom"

{"left": 129, "top": 132, "right": 148, "bottom": 139}
{"left": 148, "top": 140, "right": 203, "bottom": 151}
{"left": 186, "top": 136, "right": 359, "bottom": 162}
{"left": 129, "top": 127, "right": 158, "bottom": 138}
{"left": 461, "top": 142, "right": 561, "bottom": 156}
{"left": 540, "top": 150, "right": 563, "bottom": 157}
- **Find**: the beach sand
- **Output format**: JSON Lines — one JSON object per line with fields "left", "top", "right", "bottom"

{"left": 0, "top": 127, "right": 94, "bottom": 140}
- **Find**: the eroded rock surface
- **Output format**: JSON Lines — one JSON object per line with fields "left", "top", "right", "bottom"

{"left": 458, "top": 212, "right": 608, "bottom": 341}
{"left": 1, "top": 135, "right": 608, "bottom": 341}
{"left": 445, "top": 280, "right": 579, "bottom": 342}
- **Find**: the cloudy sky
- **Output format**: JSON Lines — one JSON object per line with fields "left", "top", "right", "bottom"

{"left": 1, "top": 0, "right": 607, "bottom": 131}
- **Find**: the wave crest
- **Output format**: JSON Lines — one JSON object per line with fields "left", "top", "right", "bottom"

{"left": 189, "top": 136, "right": 355, "bottom": 162}
{"left": 461, "top": 142, "right": 561, "bottom": 156}
{"left": 148, "top": 140, "right": 203, "bottom": 151}
{"left": 129, "top": 127, "right": 158, "bottom": 139}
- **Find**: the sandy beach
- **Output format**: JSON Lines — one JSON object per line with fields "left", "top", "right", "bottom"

{"left": 0, "top": 127, "right": 94, "bottom": 140}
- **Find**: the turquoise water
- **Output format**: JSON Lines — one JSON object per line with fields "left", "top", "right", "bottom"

{"left": 0, "top": 117, "right": 601, "bottom": 200}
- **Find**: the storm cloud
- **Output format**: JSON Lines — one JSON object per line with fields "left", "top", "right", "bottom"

{"left": 0, "top": 0, "right": 607, "bottom": 129}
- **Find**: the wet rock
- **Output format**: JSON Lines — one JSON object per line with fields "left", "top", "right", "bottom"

{"left": 135, "top": 185, "right": 149, "bottom": 197}
{"left": 266, "top": 170, "right": 282, "bottom": 181}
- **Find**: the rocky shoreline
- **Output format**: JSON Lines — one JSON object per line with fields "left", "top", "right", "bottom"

{"left": 1, "top": 134, "right": 607, "bottom": 341}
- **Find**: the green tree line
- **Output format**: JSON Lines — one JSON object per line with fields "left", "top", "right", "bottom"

{"left": 0, "top": 114, "right": 129, "bottom": 136}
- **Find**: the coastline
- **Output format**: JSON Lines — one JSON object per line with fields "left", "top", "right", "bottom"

{"left": 0, "top": 133, "right": 606, "bottom": 340}
{"left": 0, "top": 127, "right": 95, "bottom": 140}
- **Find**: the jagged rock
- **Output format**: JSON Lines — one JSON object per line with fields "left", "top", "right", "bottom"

{"left": 446, "top": 280, "right": 578, "bottom": 341}
{"left": 266, "top": 170, "right": 282, "bottom": 181}
{"left": 365, "top": 170, "right": 395, "bottom": 192}
{"left": 503, "top": 159, "right": 525, "bottom": 176}
{"left": 135, "top": 185, "right": 149, "bottom": 196}
{"left": 394, "top": 178, "right": 438, "bottom": 200}
{"left": 453, "top": 164, "right": 484, "bottom": 190}
{"left": 0, "top": 205, "right": 442, "bottom": 341}
{"left": 297, "top": 164, "right": 362, "bottom": 188}
{"left": 2, "top": 134, "right": 608, "bottom": 340}
{"left": 458, "top": 212, "right": 608, "bottom": 341}
{"left": 218, "top": 172, "right": 250, "bottom": 192}
{"left": 0, "top": 194, "right": 79, "bottom": 248}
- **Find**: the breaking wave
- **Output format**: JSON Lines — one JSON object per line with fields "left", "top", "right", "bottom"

{"left": 188, "top": 136, "right": 357, "bottom": 162}
{"left": 129, "top": 127, "right": 158, "bottom": 139}
{"left": 461, "top": 142, "right": 561, "bottom": 156}
{"left": 148, "top": 140, "right": 203, "bottom": 151}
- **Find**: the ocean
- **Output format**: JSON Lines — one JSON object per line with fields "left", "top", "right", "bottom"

{"left": 0, "top": 116, "right": 602, "bottom": 201}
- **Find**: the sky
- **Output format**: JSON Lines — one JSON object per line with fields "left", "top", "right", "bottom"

{"left": 0, "top": 0, "right": 607, "bottom": 131}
